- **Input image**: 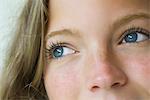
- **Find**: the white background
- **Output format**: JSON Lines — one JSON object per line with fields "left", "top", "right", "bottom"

{"left": 0, "top": 0, "right": 25, "bottom": 74}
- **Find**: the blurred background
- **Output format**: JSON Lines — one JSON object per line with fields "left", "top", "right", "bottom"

{"left": 0, "top": 0, "right": 25, "bottom": 75}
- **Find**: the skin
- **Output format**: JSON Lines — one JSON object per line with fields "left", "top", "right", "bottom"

{"left": 44, "top": 0, "right": 150, "bottom": 100}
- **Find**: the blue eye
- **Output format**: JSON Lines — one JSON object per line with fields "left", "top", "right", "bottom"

{"left": 122, "top": 28, "right": 149, "bottom": 43}
{"left": 49, "top": 44, "right": 76, "bottom": 59}
{"left": 52, "top": 46, "right": 75, "bottom": 59}
{"left": 53, "top": 46, "right": 64, "bottom": 58}
{"left": 124, "top": 32, "right": 138, "bottom": 43}
{"left": 45, "top": 43, "right": 77, "bottom": 59}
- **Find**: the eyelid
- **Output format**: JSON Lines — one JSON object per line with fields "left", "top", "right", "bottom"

{"left": 49, "top": 42, "right": 78, "bottom": 52}
{"left": 45, "top": 42, "right": 79, "bottom": 59}
{"left": 118, "top": 27, "right": 150, "bottom": 44}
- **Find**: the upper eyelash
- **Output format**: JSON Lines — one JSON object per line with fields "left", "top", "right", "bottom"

{"left": 119, "top": 27, "right": 150, "bottom": 44}
{"left": 45, "top": 42, "right": 62, "bottom": 58}
{"left": 45, "top": 42, "right": 71, "bottom": 59}
{"left": 48, "top": 42, "right": 64, "bottom": 50}
{"left": 124, "top": 27, "right": 149, "bottom": 36}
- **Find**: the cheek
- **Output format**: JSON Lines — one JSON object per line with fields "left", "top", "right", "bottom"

{"left": 44, "top": 64, "right": 80, "bottom": 99}
{"left": 123, "top": 55, "right": 150, "bottom": 89}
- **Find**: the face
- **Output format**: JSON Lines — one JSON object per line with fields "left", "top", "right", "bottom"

{"left": 44, "top": 0, "right": 150, "bottom": 100}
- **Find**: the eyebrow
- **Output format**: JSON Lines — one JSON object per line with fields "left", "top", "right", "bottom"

{"left": 46, "top": 28, "right": 81, "bottom": 40}
{"left": 46, "top": 12, "right": 150, "bottom": 40}
{"left": 112, "top": 12, "right": 150, "bottom": 31}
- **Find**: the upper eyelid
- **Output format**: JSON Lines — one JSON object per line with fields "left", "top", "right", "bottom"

{"left": 123, "top": 28, "right": 150, "bottom": 36}
{"left": 118, "top": 28, "right": 150, "bottom": 44}
{"left": 123, "top": 27, "right": 150, "bottom": 35}
{"left": 47, "top": 42, "right": 78, "bottom": 52}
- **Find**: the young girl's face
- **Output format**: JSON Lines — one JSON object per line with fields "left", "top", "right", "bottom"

{"left": 44, "top": 0, "right": 150, "bottom": 99}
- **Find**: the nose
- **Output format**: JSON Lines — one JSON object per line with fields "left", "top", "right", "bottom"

{"left": 86, "top": 56, "right": 128, "bottom": 92}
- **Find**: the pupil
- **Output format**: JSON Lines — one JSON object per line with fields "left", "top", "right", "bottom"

{"left": 125, "top": 32, "right": 138, "bottom": 43}
{"left": 53, "top": 46, "right": 63, "bottom": 58}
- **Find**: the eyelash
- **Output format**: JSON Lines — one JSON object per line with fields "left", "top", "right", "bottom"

{"left": 45, "top": 42, "right": 74, "bottom": 59}
{"left": 119, "top": 27, "right": 150, "bottom": 44}
{"left": 45, "top": 42, "right": 64, "bottom": 59}
{"left": 45, "top": 27, "right": 149, "bottom": 59}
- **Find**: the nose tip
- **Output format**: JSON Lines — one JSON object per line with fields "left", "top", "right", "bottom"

{"left": 86, "top": 62, "right": 128, "bottom": 92}
{"left": 85, "top": 52, "right": 128, "bottom": 92}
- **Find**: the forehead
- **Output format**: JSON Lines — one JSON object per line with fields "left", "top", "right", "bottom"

{"left": 49, "top": 0, "right": 149, "bottom": 20}
{"left": 49, "top": 0, "right": 149, "bottom": 4}
{"left": 47, "top": 0, "right": 149, "bottom": 35}
{"left": 49, "top": 0, "right": 149, "bottom": 10}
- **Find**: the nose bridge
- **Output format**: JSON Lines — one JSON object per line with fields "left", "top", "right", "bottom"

{"left": 85, "top": 51, "right": 128, "bottom": 92}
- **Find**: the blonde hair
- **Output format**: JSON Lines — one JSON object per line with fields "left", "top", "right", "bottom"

{"left": 0, "top": 0, "right": 49, "bottom": 99}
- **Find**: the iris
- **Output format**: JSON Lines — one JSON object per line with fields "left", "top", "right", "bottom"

{"left": 124, "top": 32, "right": 138, "bottom": 43}
{"left": 53, "top": 46, "right": 64, "bottom": 58}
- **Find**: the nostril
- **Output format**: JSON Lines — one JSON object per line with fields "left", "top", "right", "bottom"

{"left": 111, "top": 82, "right": 121, "bottom": 88}
{"left": 91, "top": 85, "right": 100, "bottom": 92}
